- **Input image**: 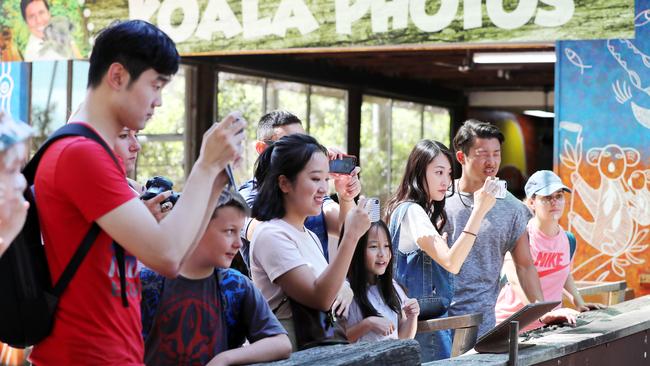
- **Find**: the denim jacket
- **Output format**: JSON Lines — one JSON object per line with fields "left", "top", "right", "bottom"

{"left": 388, "top": 202, "right": 455, "bottom": 317}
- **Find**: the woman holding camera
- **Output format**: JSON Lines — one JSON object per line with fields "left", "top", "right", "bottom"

{"left": 249, "top": 133, "right": 371, "bottom": 350}
{"left": 385, "top": 139, "right": 498, "bottom": 360}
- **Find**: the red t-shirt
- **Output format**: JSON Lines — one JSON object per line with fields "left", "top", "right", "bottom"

{"left": 29, "top": 123, "right": 143, "bottom": 365}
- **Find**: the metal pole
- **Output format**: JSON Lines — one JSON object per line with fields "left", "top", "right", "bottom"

{"left": 508, "top": 321, "right": 519, "bottom": 366}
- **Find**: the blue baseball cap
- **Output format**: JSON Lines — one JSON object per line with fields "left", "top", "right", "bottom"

{"left": 524, "top": 170, "right": 571, "bottom": 198}
{"left": 0, "top": 111, "right": 32, "bottom": 152}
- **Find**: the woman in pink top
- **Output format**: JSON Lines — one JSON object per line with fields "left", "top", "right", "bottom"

{"left": 495, "top": 170, "right": 604, "bottom": 331}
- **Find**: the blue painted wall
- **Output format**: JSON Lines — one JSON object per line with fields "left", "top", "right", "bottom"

{"left": 0, "top": 61, "right": 29, "bottom": 122}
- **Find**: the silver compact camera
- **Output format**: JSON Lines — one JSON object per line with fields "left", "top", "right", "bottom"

{"left": 495, "top": 180, "right": 508, "bottom": 199}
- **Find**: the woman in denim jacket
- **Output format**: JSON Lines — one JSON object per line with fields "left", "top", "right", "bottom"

{"left": 385, "top": 140, "right": 497, "bottom": 361}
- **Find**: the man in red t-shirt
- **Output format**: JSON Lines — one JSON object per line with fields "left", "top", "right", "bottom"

{"left": 29, "top": 20, "right": 246, "bottom": 365}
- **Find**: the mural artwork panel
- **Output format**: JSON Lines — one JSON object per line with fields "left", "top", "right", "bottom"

{"left": 556, "top": 0, "right": 650, "bottom": 296}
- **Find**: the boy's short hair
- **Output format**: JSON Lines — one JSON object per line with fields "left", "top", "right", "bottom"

{"left": 87, "top": 20, "right": 179, "bottom": 89}
{"left": 20, "top": 0, "right": 49, "bottom": 21}
{"left": 212, "top": 189, "right": 251, "bottom": 219}
{"left": 256, "top": 110, "right": 302, "bottom": 141}
{"left": 452, "top": 119, "right": 505, "bottom": 155}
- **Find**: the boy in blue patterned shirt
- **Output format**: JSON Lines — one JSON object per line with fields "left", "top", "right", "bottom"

{"left": 141, "top": 190, "right": 290, "bottom": 365}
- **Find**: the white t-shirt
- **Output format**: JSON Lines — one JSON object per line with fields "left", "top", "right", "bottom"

{"left": 24, "top": 34, "right": 66, "bottom": 61}
{"left": 343, "top": 280, "right": 408, "bottom": 342}
{"left": 398, "top": 203, "right": 442, "bottom": 253}
{"left": 250, "top": 218, "right": 328, "bottom": 319}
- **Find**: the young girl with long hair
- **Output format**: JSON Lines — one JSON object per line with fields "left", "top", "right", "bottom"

{"left": 249, "top": 133, "right": 371, "bottom": 350}
{"left": 343, "top": 221, "right": 420, "bottom": 342}
{"left": 385, "top": 139, "right": 498, "bottom": 361}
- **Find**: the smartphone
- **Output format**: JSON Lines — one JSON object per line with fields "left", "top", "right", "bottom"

{"left": 329, "top": 155, "right": 357, "bottom": 174}
{"left": 233, "top": 116, "right": 245, "bottom": 135}
{"left": 366, "top": 197, "right": 381, "bottom": 222}
{"left": 216, "top": 115, "right": 244, "bottom": 188}
{"left": 495, "top": 180, "right": 507, "bottom": 199}
{"left": 225, "top": 164, "right": 237, "bottom": 189}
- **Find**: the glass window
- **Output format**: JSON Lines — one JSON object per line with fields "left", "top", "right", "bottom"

{"left": 213, "top": 71, "right": 448, "bottom": 204}
{"left": 423, "top": 105, "right": 451, "bottom": 147}
{"left": 136, "top": 65, "right": 189, "bottom": 189}
{"left": 216, "top": 73, "right": 349, "bottom": 187}
{"left": 360, "top": 96, "right": 391, "bottom": 203}
{"left": 309, "top": 86, "right": 347, "bottom": 151}
{"left": 361, "top": 96, "right": 451, "bottom": 203}
{"left": 266, "top": 79, "right": 307, "bottom": 121}
{"left": 30, "top": 61, "right": 68, "bottom": 152}
{"left": 71, "top": 60, "right": 89, "bottom": 116}
{"left": 217, "top": 72, "right": 265, "bottom": 185}
{"left": 391, "top": 101, "right": 423, "bottom": 191}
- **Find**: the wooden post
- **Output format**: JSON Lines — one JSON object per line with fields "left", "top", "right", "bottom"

{"left": 66, "top": 60, "right": 73, "bottom": 121}
{"left": 193, "top": 63, "right": 216, "bottom": 164}
{"left": 346, "top": 88, "right": 361, "bottom": 162}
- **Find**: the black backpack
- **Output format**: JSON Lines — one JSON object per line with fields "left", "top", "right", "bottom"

{"left": 0, "top": 123, "right": 129, "bottom": 348}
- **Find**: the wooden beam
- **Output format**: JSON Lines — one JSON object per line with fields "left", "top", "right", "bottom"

{"left": 347, "top": 88, "right": 361, "bottom": 160}
{"left": 192, "top": 63, "right": 216, "bottom": 163}
{"left": 195, "top": 55, "right": 464, "bottom": 108}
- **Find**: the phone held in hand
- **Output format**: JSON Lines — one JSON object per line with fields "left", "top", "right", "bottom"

{"left": 329, "top": 155, "right": 357, "bottom": 175}
{"left": 366, "top": 197, "right": 380, "bottom": 222}
{"left": 495, "top": 180, "right": 507, "bottom": 199}
{"left": 225, "top": 165, "right": 237, "bottom": 189}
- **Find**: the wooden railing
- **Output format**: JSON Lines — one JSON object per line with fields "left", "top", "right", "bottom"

{"left": 575, "top": 280, "right": 627, "bottom": 305}
{"left": 425, "top": 295, "right": 650, "bottom": 365}
{"left": 417, "top": 313, "right": 483, "bottom": 357}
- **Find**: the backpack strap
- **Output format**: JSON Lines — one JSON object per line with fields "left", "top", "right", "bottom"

{"left": 52, "top": 224, "right": 101, "bottom": 296}
{"left": 113, "top": 242, "right": 129, "bottom": 307}
{"left": 28, "top": 123, "right": 128, "bottom": 306}
{"left": 566, "top": 231, "right": 577, "bottom": 260}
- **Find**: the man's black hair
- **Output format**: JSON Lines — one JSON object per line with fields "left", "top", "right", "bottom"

{"left": 452, "top": 119, "right": 505, "bottom": 156}
{"left": 20, "top": 0, "right": 49, "bottom": 21}
{"left": 87, "top": 20, "right": 179, "bottom": 89}
{"left": 256, "top": 110, "right": 302, "bottom": 141}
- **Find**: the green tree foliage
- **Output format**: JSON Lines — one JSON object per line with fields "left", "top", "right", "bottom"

{"left": 360, "top": 97, "right": 451, "bottom": 204}
{"left": 217, "top": 73, "right": 264, "bottom": 184}
{"left": 215, "top": 74, "right": 450, "bottom": 203}
{"left": 137, "top": 67, "right": 187, "bottom": 188}
{"left": 424, "top": 107, "right": 451, "bottom": 146}
{"left": 360, "top": 97, "right": 391, "bottom": 203}
{"left": 391, "top": 102, "right": 422, "bottom": 192}
{"left": 29, "top": 61, "right": 68, "bottom": 156}
{"left": 137, "top": 141, "right": 185, "bottom": 190}
{"left": 309, "top": 89, "right": 346, "bottom": 150}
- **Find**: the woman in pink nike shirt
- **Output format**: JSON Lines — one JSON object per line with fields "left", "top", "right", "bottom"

{"left": 495, "top": 170, "right": 604, "bottom": 331}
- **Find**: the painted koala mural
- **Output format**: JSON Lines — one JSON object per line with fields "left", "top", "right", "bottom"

{"left": 569, "top": 144, "right": 641, "bottom": 257}
{"left": 628, "top": 170, "right": 650, "bottom": 226}
{"left": 559, "top": 120, "right": 648, "bottom": 281}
